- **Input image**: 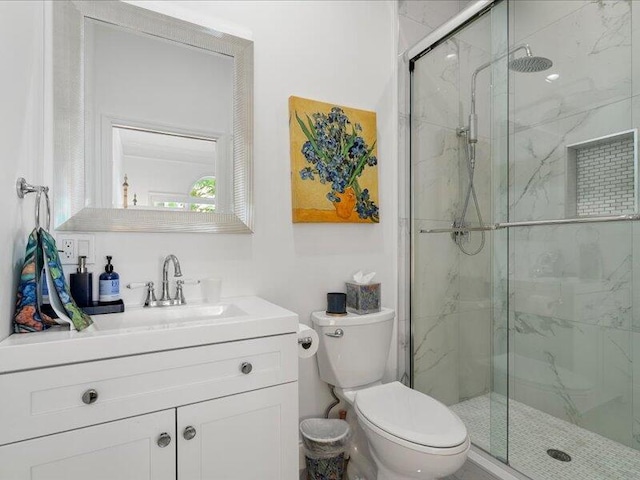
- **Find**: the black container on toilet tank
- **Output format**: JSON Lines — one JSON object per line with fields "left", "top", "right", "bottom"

{"left": 326, "top": 292, "right": 347, "bottom": 316}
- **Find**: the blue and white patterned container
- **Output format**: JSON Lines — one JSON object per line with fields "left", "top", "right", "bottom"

{"left": 345, "top": 282, "right": 381, "bottom": 315}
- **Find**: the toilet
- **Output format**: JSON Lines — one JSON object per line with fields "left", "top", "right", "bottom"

{"left": 311, "top": 308, "right": 469, "bottom": 480}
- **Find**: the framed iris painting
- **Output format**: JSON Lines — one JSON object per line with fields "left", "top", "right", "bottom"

{"left": 289, "top": 96, "right": 379, "bottom": 223}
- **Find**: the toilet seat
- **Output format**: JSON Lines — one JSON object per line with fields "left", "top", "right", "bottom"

{"left": 354, "top": 382, "right": 468, "bottom": 454}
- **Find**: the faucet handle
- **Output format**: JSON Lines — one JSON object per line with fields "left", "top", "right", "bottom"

{"left": 174, "top": 279, "right": 199, "bottom": 305}
{"left": 175, "top": 280, "right": 185, "bottom": 304}
{"left": 175, "top": 279, "right": 200, "bottom": 305}
{"left": 127, "top": 281, "right": 157, "bottom": 307}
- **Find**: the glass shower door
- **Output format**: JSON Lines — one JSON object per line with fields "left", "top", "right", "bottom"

{"left": 507, "top": 1, "right": 637, "bottom": 478}
{"left": 410, "top": 0, "right": 510, "bottom": 463}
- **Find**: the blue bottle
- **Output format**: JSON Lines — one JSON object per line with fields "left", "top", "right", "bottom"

{"left": 99, "top": 256, "right": 120, "bottom": 304}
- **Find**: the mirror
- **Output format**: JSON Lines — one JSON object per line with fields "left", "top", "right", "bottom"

{"left": 52, "top": 1, "right": 253, "bottom": 233}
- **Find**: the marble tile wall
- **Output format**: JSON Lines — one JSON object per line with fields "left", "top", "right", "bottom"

{"left": 510, "top": 1, "right": 633, "bottom": 221}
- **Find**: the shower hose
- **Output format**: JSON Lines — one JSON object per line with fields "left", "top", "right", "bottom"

{"left": 455, "top": 137, "right": 486, "bottom": 256}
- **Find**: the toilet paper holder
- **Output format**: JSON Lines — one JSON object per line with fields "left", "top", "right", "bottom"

{"left": 298, "top": 336, "right": 313, "bottom": 350}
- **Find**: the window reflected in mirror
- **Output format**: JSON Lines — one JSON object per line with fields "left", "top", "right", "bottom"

{"left": 111, "top": 126, "right": 219, "bottom": 212}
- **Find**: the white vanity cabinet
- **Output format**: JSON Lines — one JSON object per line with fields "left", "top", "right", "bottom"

{"left": 0, "top": 409, "right": 176, "bottom": 480}
{"left": 0, "top": 384, "right": 298, "bottom": 480}
{"left": 0, "top": 297, "right": 300, "bottom": 480}
{"left": 178, "top": 382, "right": 298, "bottom": 479}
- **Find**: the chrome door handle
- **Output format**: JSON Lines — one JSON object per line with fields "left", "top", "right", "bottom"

{"left": 325, "top": 328, "right": 344, "bottom": 338}
{"left": 157, "top": 432, "right": 172, "bottom": 448}
{"left": 183, "top": 426, "right": 197, "bottom": 440}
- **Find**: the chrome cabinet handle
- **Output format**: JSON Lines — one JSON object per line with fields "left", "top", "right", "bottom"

{"left": 325, "top": 328, "right": 344, "bottom": 338}
{"left": 240, "top": 362, "right": 253, "bottom": 374}
{"left": 81, "top": 389, "right": 98, "bottom": 405}
{"left": 157, "top": 432, "right": 172, "bottom": 448}
{"left": 183, "top": 426, "right": 197, "bottom": 440}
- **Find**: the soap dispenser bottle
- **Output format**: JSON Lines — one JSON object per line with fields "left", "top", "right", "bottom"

{"left": 99, "top": 256, "right": 120, "bottom": 304}
{"left": 70, "top": 256, "right": 93, "bottom": 307}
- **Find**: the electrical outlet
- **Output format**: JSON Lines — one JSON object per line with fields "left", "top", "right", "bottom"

{"left": 61, "top": 239, "right": 75, "bottom": 262}
{"left": 56, "top": 234, "right": 95, "bottom": 265}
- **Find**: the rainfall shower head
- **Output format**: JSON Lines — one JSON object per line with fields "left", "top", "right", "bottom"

{"left": 508, "top": 55, "right": 553, "bottom": 73}
{"left": 466, "top": 45, "right": 554, "bottom": 153}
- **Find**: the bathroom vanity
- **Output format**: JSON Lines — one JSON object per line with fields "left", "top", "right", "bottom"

{"left": 0, "top": 297, "right": 299, "bottom": 480}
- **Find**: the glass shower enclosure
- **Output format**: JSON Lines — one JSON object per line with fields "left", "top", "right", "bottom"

{"left": 409, "top": 1, "right": 640, "bottom": 479}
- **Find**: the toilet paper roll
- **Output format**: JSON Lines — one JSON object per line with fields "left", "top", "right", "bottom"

{"left": 297, "top": 324, "right": 319, "bottom": 359}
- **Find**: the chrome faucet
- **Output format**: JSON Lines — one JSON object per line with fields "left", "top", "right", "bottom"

{"left": 126, "top": 254, "right": 199, "bottom": 307}
{"left": 160, "top": 254, "right": 183, "bottom": 302}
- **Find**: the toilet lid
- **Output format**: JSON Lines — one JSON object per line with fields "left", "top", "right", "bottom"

{"left": 354, "top": 382, "right": 467, "bottom": 448}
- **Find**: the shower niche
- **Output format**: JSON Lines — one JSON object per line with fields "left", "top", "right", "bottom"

{"left": 566, "top": 129, "right": 638, "bottom": 217}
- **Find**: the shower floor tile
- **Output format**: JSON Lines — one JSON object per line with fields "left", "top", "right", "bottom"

{"left": 451, "top": 394, "right": 640, "bottom": 480}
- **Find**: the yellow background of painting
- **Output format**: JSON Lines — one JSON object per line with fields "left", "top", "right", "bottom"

{"left": 289, "top": 96, "right": 379, "bottom": 223}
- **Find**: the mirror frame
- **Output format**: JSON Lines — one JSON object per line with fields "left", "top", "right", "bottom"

{"left": 53, "top": 1, "right": 254, "bottom": 233}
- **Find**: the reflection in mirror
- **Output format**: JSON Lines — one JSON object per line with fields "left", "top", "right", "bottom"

{"left": 53, "top": 1, "right": 253, "bottom": 233}
{"left": 86, "top": 18, "right": 233, "bottom": 213}
{"left": 111, "top": 127, "right": 222, "bottom": 213}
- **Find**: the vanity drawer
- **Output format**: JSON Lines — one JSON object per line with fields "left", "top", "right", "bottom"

{"left": 0, "top": 333, "right": 296, "bottom": 446}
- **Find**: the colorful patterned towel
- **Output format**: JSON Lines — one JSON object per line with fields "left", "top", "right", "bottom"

{"left": 14, "top": 229, "right": 93, "bottom": 333}
{"left": 40, "top": 230, "right": 92, "bottom": 331}
{"left": 13, "top": 229, "right": 56, "bottom": 332}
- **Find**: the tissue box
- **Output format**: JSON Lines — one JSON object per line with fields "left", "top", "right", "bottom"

{"left": 346, "top": 282, "right": 381, "bottom": 315}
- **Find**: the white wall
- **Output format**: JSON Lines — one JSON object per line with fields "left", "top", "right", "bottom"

{"left": 117, "top": 0, "right": 398, "bottom": 419}
{"left": 0, "top": 1, "right": 44, "bottom": 342}
{"left": 42, "top": 0, "right": 396, "bottom": 420}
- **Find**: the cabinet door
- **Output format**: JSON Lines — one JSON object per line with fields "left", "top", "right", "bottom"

{"left": 178, "top": 382, "right": 298, "bottom": 480}
{"left": 0, "top": 409, "right": 175, "bottom": 480}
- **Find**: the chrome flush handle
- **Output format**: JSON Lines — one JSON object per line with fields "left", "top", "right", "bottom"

{"left": 325, "top": 328, "right": 344, "bottom": 338}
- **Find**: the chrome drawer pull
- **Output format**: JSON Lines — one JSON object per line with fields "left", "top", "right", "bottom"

{"left": 157, "top": 432, "right": 171, "bottom": 448}
{"left": 183, "top": 426, "right": 197, "bottom": 440}
{"left": 240, "top": 362, "right": 253, "bottom": 374}
{"left": 81, "top": 389, "right": 98, "bottom": 405}
{"left": 325, "top": 328, "right": 344, "bottom": 338}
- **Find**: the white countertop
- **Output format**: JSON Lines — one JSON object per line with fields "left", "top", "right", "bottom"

{"left": 0, "top": 296, "right": 298, "bottom": 374}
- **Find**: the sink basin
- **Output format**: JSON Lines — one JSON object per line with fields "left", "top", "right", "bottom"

{"left": 93, "top": 302, "right": 248, "bottom": 331}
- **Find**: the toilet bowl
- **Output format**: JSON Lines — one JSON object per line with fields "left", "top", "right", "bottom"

{"left": 355, "top": 382, "right": 469, "bottom": 480}
{"left": 311, "top": 309, "right": 469, "bottom": 480}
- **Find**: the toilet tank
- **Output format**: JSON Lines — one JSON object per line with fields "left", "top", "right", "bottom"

{"left": 311, "top": 308, "right": 395, "bottom": 389}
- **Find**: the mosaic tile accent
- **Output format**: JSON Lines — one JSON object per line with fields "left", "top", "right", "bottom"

{"left": 576, "top": 136, "right": 635, "bottom": 216}
{"left": 451, "top": 394, "right": 640, "bottom": 480}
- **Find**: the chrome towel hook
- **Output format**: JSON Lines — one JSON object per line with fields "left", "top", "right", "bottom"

{"left": 16, "top": 177, "right": 51, "bottom": 231}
